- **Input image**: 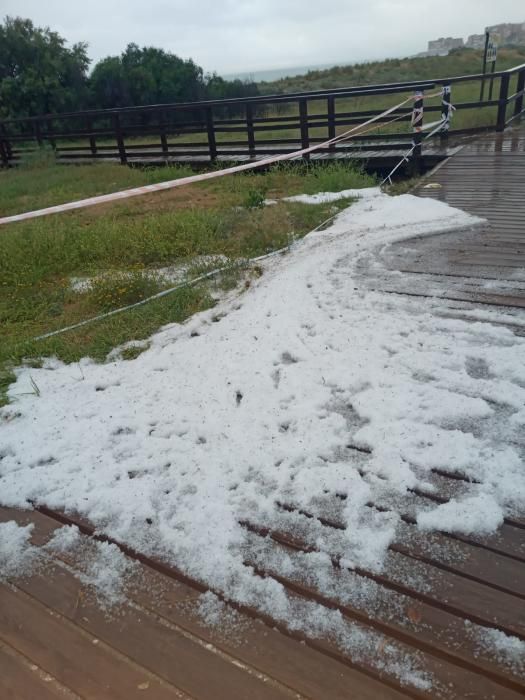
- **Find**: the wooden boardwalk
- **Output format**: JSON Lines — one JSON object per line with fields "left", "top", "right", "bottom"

{"left": 1, "top": 127, "right": 525, "bottom": 699}
{"left": 49, "top": 141, "right": 456, "bottom": 173}
{"left": 367, "top": 126, "right": 525, "bottom": 311}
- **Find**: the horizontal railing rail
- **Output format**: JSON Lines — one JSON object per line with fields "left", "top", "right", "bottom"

{"left": 1, "top": 63, "right": 524, "bottom": 171}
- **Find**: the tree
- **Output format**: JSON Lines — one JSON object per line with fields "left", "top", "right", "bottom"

{"left": 0, "top": 16, "right": 90, "bottom": 119}
{"left": 206, "top": 74, "right": 261, "bottom": 117}
{"left": 90, "top": 43, "right": 207, "bottom": 109}
{"left": 0, "top": 19, "right": 260, "bottom": 121}
{"left": 88, "top": 56, "right": 130, "bottom": 108}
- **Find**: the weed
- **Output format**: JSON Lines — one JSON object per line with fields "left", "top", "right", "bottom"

{"left": 243, "top": 187, "right": 267, "bottom": 209}
{"left": 300, "top": 162, "right": 376, "bottom": 194}
{"left": 0, "top": 369, "right": 16, "bottom": 407}
{"left": 384, "top": 177, "right": 422, "bottom": 196}
{"left": 29, "top": 376, "right": 41, "bottom": 397}
{"left": 89, "top": 271, "right": 164, "bottom": 311}
{"left": 120, "top": 343, "right": 151, "bottom": 361}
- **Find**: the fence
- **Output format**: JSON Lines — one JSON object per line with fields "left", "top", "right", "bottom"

{"left": 1, "top": 63, "right": 524, "bottom": 169}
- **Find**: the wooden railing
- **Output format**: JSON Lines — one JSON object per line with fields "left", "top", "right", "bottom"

{"left": 1, "top": 63, "right": 524, "bottom": 168}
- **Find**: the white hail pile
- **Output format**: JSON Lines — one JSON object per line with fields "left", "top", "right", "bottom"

{"left": 2, "top": 188, "right": 524, "bottom": 687}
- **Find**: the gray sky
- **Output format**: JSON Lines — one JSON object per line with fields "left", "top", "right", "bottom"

{"left": 2, "top": 0, "right": 524, "bottom": 74}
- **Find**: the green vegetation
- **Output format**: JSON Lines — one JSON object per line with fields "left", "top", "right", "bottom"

{"left": 259, "top": 47, "right": 525, "bottom": 94}
{"left": 0, "top": 17, "right": 89, "bottom": 119}
{"left": 0, "top": 159, "right": 375, "bottom": 404}
{"left": 0, "top": 157, "right": 196, "bottom": 217}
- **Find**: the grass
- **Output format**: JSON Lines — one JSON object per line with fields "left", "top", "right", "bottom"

{"left": 0, "top": 159, "right": 375, "bottom": 404}
{"left": 0, "top": 153, "right": 195, "bottom": 217}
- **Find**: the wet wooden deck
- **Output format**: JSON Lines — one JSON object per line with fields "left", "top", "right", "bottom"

{"left": 2, "top": 500, "right": 524, "bottom": 700}
{"left": 368, "top": 127, "right": 525, "bottom": 311}
{"left": 1, "top": 127, "right": 525, "bottom": 699}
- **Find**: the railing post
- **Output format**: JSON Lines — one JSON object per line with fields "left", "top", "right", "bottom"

{"left": 33, "top": 119, "right": 43, "bottom": 147}
{"left": 515, "top": 68, "right": 525, "bottom": 119}
{"left": 496, "top": 73, "right": 510, "bottom": 132}
{"left": 299, "top": 99, "right": 310, "bottom": 161}
{"left": 246, "top": 103, "right": 256, "bottom": 158}
{"left": 327, "top": 96, "right": 336, "bottom": 151}
{"left": 479, "top": 31, "right": 490, "bottom": 101}
{"left": 440, "top": 83, "right": 451, "bottom": 143}
{"left": 87, "top": 118, "right": 97, "bottom": 156}
{"left": 411, "top": 90, "right": 424, "bottom": 174}
{"left": 0, "top": 123, "right": 10, "bottom": 166}
{"left": 113, "top": 113, "right": 127, "bottom": 164}
{"left": 159, "top": 110, "right": 169, "bottom": 159}
{"left": 46, "top": 119, "right": 56, "bottom": 150}
{"left": 205, "top": 107, "right": 217, "bottom": 162}
{"left": 0, "top": 138, "right": 8, "bottom": 167}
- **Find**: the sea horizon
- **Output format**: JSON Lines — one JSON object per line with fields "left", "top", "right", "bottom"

{"left": 221, "top": 61, "right": 342, "bottom": 83}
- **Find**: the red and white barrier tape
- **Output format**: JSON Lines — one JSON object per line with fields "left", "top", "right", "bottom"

{"left": 1, "top": 93, "right": 434, "bottom": 228}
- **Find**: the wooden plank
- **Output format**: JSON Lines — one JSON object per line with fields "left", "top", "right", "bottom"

{"left": 368, "top": 492, "right": 525, "bottom": 561}
{"left": 379, "top": 287, "right": 525, "bottom": 309}
{"left": 0, "top": 584, "right": 184, "bottom": 700}
{"left": 128, "top": 581, "right": 411, "bottom": 700}
{"left": 327, "top": 96, "right": 336, "bottom": 144}
{"left": 10, "top": 562, "right": 300, "bottom": 700}
{"left": 0, "top": 640, "right": 78, "bottom": 700}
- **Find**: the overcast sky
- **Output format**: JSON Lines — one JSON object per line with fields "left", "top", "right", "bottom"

{"left": 2, "top": 0, "right": 524, "bottom": 74}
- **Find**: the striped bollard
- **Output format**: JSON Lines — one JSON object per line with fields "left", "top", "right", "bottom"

{"left": 441, "top": 84, "right": 452, "bottom": 142}
{"left": 411, "top": 90, "right": 424, "bottom": 175}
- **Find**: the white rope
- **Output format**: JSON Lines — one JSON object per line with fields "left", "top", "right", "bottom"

{"left": 380, "top": 116, "right": 450, "bottom": 187}
{"left": 441, "top": 89, "right": 456, "bottom": 131}
{"left": 421, "top": 118, "right": 447, "bottom": 132}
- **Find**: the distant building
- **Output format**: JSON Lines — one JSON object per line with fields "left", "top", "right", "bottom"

{"left": 465, "top": 34, "right": 486, "bottom": 50}
{"left": 485, "top": 21, "right": 525, "bottom": 46}
{"left": 419, "top": 21, "right": 525, "bottom": 58}
{"left": 427, "top": 37, "right": 464, "bottom": 55}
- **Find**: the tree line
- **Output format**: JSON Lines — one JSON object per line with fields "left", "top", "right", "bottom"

{"left": 0, "top": 16, "right": 260, "bottom": 121}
